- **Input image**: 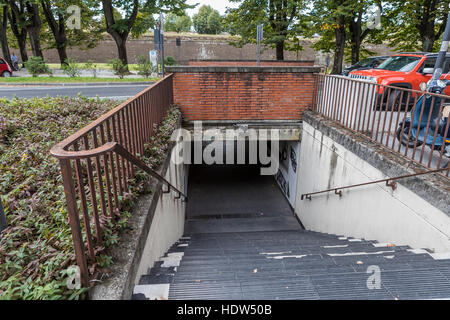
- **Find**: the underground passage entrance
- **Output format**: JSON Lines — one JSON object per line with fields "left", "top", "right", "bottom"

{"left": 185, "top": 164, "right": 303, "bottom": 235}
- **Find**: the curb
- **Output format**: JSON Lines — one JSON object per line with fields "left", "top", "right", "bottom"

{"left": 0, "top": 81, "right": 155, "bottom": 87}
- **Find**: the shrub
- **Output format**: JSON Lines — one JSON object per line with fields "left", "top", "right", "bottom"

{"left": 61, "top": 58, "right": 81, "bottom": 78}
{"left": 0, "top": 98, "right": 180, "bottom": 299}
{"left": 83, "top": 60, "right": 98, "bottom": 78}
{"left": 108, "top": 59, "right": 128, "bottom": 79}
{"left": 136, "top": 56, "right": 154, "bottom": 78}
{"left": 24, "top": 57, "right": 51, "bottom": 77}
{"left": 164, "top": 56, "right": 177, "bottom": 66}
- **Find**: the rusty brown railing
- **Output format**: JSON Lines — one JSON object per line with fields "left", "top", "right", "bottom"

{"left": 315, "top": 74, "right": 450, "bottom": 178}
{"left": 50, "top": 74, "right": 186, "bottom": 288}
{"left": 301, "top": 167, "right": 449, "bottom": 201}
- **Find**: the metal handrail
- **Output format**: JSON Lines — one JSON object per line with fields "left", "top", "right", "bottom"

{"left": 301, "top": 167, "right": 449, "bottom": 201}
{"left": 51, "top": 142, "right": 188, "bottom": 201}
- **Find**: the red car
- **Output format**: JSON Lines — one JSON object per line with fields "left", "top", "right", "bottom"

{"left": 0, "top": 58, "right": 13, "bottom": 77}
{"left": 350, "top": 53, "right": 450, "bottom": 108}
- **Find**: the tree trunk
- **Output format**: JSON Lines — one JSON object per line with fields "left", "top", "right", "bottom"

{"left": 114, "top": 36, "right": 129, "bottom": 66}
{"left": 26, "top": 4, "right": 43, "bottom": 58}
{"left": 57, "top": 45, "right": 68, "bottom": 65}
{"left": 102, "top": 0, "right": 139, "bottom": 71}
{"left": 17, "top": 35, "right": 28, "bottom": 63}
{"left": 422, "top": 34, "right": 435, "bottom": 52}
{"left": 276, "top": 41, "right": 284, "bottom": 61}
{"left": 8, "top": 0, "right": 29, "bottom": 63}
{"left": 41, "top": 1, "right": 69, "bottom": 65}
{"left": 351, "top": 40, "right": 361, "bottom": 65}
{"left": 332, "top": 18, "right": 346, "bottom": 75}
{"left": 0, "top": 9, "right": 12, "bottom": 67}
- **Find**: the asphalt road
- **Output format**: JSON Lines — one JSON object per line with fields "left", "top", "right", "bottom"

{"left": 0, "top": 84, "right": 153, "bottom": 100}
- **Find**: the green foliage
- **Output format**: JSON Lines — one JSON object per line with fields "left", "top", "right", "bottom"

{"left": 225, "top": 0, "right": 308, "bottom": 59}
{"left": 24, "top": 57, "right": 52, "bottom": 77}
{"left": 40, "top": 0, "right": 104, "bottom": 51}
{"left": 108, "top": 58, "right": 128, "bottom": 79}
{"left": 131, "top": 11, "right": 156, "bottom": 39}
{"left": 0, "top": 96, "right": 117, "bottom": 300}
{"left": 164, "top": 56, "right": 177, "bottom": 66}
{"left": 193, "top": 5, "right": 223, "bottom": 34}
{"left": 61, "top": 58, "right": 81, "bottom": 78}
{"left": 83, "top": 60, "right": 98, "bottom": 78}
{"left": 165, "top": 12, "right": 192, "bottom": 33}
{"left": 373, "top": 0, "right": 450, "bottom": 52}
{"left": 136, "top": 55, "right": 153, "bottom": 78}
{"left": 0, "top": 95, "right": 181, "bottom": 299}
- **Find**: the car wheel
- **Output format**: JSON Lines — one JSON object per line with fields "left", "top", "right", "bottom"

{"left": 396, "top": 125, "right": 423, "bottom": 148}
{"left": 2, "top": 71, "right": 11, "bottom": 77}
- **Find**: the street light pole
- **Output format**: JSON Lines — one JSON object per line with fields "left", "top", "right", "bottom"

{"left": 431, "top": 12, "right": 450, "bottom": 84}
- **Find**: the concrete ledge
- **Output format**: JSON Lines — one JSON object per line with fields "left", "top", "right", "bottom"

{"left": 303, "top": 110, "right": 449, "bottom": 216}
{"left": 166, "top": 66, "right": 322, "bottom": 73}
{"left": 90, "top": 117, "right": 181, "bottom": 300}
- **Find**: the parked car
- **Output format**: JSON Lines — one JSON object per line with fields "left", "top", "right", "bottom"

{"left": 342, "top": 56, "right": 389, "bottom": 76}
{"left": 349, "top": 52, "right": 450, "bottom": 109}
{"left": 0, "top": 58, "right": 12, "bottom": 77}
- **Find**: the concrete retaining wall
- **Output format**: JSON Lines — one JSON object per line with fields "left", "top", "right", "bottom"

{"left": 91, "top": 125, "right": 187, "bottom": 300}
{"left": 295, "top": 111, "right": 450, "bottom": 253}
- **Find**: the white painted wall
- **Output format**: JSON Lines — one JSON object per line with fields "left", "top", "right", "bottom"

{"left": 135, "top": 146, "right": 188, "bottom": 284}
{"left": 295, "top": 122, "right": 450, "bottom": 253}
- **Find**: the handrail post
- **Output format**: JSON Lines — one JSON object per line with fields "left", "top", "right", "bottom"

{"left": 59, "top": 158, "right": 90, "bottom": 289}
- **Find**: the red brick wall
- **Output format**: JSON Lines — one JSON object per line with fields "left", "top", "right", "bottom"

{"left": 188, "top": 60, "right": 315, "bottom": 67}
{"left": 171, "top": 69, "right": 319, "bottom": 121}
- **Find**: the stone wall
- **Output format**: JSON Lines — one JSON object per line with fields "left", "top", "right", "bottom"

{"left": 27, "top": 33, "right": 395, "bottom": 66}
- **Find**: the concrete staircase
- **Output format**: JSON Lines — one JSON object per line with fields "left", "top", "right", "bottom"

{"left": 133, "top": 229, "right": 450, "bottom": 300}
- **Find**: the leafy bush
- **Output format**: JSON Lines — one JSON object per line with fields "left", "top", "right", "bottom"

{"left": 107, "top": 59, "right": 128, "bottom": 79}
{"left": 0, "top": 98, "right": 180, "bottom": 300}
{"left": 24, "top": 57, "right": 52, "bottom": 77}
{"left": 0, "top": 97, "right": 117, "bottom": 300}
{"left": 136, "top": 56, "right": 154, "bottom": 78}
{"left": 61, "top": 58, "right": 81, "bottom": 78}
{"left": 164, "top": 56, "right": 177, "bottom": 66}
{"left": 83, "top": 60, "right": 98, "bottom": 78}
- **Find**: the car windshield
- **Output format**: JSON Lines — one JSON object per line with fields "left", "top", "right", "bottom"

{"left": 376, "top": 56, "right": 421, "bottom": 72}
{"left": 352, "top": 58, "right": 372, "bottom": 68}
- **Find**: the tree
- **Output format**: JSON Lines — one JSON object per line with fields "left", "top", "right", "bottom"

{"left": 40, "top": 0, "right": 103, "bottom": 65}
{"left": 7, "top": 0, "right": 29, "bottom": 63}
{"left": 102, "top": 0, "right": 192, "bottom": 70}
{"left": 0, "top": 3, "right": 12, "bottom": 66}
{"left": 193, "top": 5, "right": 222, "bottom": 34}
{"left": 309, "top": 0, "right": 383, "bottom": 73}
{"left": 379, "top": 0, "right": 450, "bottom": 52}
{"left": 348, "top": 0, "right": 383, "bottom": 65}
{"left": 25, "top": 0, "right": 43, "bottom": 58}
{"left": 225, "top": 0, "right": 306, "bottom": 60}
{"left": 165, "top": 12, "right": 191, "bottom": 33}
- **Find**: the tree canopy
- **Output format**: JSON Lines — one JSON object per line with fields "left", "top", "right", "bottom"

{"left": 193, "top": 5, "right": 223, "bottom": 34}
{"left": 165, "top": 11, "right": 191, "bottom": 33}
{"left": 225, "top": 0, "right": 308, "bottom": 60}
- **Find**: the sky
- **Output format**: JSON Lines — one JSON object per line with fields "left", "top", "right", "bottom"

{"left": 186, "top": 0, "right": 239, "bottom": 16}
